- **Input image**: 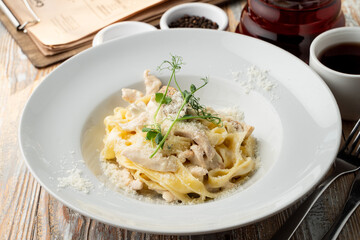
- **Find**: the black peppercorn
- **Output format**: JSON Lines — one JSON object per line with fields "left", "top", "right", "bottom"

{"left": 169, "top": 15, "right": 219, "bottom": 29}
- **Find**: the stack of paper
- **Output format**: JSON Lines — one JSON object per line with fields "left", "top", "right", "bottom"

{"left": 2, "top": 0, "right": 228, "bottom": 56}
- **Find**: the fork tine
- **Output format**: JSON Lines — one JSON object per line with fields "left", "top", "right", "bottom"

{"left": 349, "top": 131, "right": 360, "bottom": 154}
{"left": 340, "top": 119, "right": 360, "bottom": 153}
{"left": 356, "top": 136, "right": 360, "bottom": 157}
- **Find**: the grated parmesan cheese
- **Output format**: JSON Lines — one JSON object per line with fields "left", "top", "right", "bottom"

{"left": 231, "top": 65, "right": 278, "bottom": 100}
{"left": 57, "top": 169, "right": 93, "bottom": 194}
{"left": 217, "top": 106, "right": 244, "bottom": 122}
{"left": 248, "top": 66, "right": 274, "bottom": 90}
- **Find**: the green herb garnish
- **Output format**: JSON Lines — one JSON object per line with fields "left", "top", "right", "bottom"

{"left": 152, "top": 55, "right": 183, "bottom": 123}
{"left": 155, "top": 93, "right": 172, "bottom": 104}
{"left": 142, "top": 124, "right": 164, "bottom": 148}
{"left": 142, "top": 55, "right": 222, "bottom": 158}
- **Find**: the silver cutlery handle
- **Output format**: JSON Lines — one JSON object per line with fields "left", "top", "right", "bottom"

{"left": 321, "top": 198, "right": 360, "bottom": 240}
{"left": 271, "top": 160, "right": 355, "bottom": 240}
{"left": 271, "top": 172, "right": 339, "bottom": 239}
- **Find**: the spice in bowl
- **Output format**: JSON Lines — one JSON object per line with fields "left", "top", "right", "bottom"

{"left": 169, "top": 15, "right": 219, "bottom": 29}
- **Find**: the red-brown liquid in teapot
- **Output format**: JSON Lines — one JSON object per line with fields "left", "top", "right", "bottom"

{"left": 236, "top": 0, "right": 345, "bottom": 62}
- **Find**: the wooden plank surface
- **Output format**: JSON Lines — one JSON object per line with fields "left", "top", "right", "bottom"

{"left": 0, "top": 0, "right": 359, "bottom": 239}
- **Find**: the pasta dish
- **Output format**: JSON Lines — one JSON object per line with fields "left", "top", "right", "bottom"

{"left": 100, "top": 56, "right": 258, "bottom": 204}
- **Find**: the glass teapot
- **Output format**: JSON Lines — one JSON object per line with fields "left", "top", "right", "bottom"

{"left": 236, "top": 0, "right": 345, "bottom": 62}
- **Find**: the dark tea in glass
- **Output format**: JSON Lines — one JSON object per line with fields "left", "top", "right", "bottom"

{"left": 236, "top": 0, "right": 345, "bottom": 62}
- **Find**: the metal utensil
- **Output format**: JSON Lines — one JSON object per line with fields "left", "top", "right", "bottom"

{"left": 271, "top": 119, "right": 360, "bottom": 240}
{"left": 321, "top": 130, "right": 360, "bottom": 240}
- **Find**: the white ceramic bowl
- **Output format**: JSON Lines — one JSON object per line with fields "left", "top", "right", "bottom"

{"left": 309, "top": 27, "right": 360, "bottom": 120}
{"left": 19, "top": 29, "right": 341, "bottom": 234}
{"left": 92, "top": 21, "right": 157, "bottom": 47}
{"left": 160, "top": 3, "right": 228, "bottom": 30}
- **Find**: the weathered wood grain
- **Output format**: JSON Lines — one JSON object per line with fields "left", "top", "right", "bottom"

{"left": 343, "top": 0, "right": 360, "bottom": 26}
{"left": 0, "top": 0, "right": 359, "bottom": 239}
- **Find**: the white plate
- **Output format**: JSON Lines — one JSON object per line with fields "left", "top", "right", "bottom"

{"left": 19, "top": 29, "right": 341, "bottom": 234}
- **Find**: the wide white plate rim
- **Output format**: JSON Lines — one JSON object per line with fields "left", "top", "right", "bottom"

{"left": 18, "top": 29, "right": 342, "bottom": 234}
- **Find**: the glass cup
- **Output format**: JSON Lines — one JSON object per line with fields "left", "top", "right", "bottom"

{"left": 236, "top": 0, "right": 345, "bottom": 62}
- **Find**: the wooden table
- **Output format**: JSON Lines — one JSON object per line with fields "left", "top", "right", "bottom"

{"left": 0, "top": 1, "right": 359, "bottom": 239}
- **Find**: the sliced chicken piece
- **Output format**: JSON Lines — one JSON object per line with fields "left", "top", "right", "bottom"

{"left": 174, "top": 129, "right": 214, "bottom": 158}
{"left": 228, "top": 119, "right": 243, "bottom": 132}
{"left": 119, "top": 112, "right": 147, "bottom": 131}
{"left": 189, "top": 145, "right": 206, "bottom": 168}
{"left": 128, "top": 179, "right": 143, "bottom": 190}
{"left": 126, "top": 101, "right": 146, "bottom": 119}
{"left": 144, "top": 70, "right": 162, "bottom": 95}
{"left": 121, "top": 147, "right": 178, "bottom": 172}
{"left": 158, "top": 86, "right": 177, "bottom": 96}
{"left": 145, "top": 97, "right": 158, "bottom": 116}
{"left": 162, "top": 191, "right": 176, "bottom": 202}
{"left": 177, "top": 149, "right": 194, "bottom": 163}
{"left": 188, "top": 145, "right": 224, "bottom": 170}
{"left": 229, "top": 120, "right": 254, "bottom": 138}
{"left": 175, "top": 127, "right": 224, "bottom": 170}
{"left": 211, "top": 152, "right": 223, "bottom": 169}
{"left": 162, "top": 91, "right": 187, "bottom": 118}
{"left": 122, "top": 88, "right": 144, "bottom": 103}
{"left": 187, "top": 164, "right": 208, "bottom": 181}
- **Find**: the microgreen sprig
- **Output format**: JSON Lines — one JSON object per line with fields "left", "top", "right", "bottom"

{"left": 152, "top": 55, "right": 184, "bottom": 122}
{"left": 182, "top": 77, "right": 222, "bottom": 126}
{"left": 142, "top": 124, "right": 164, "bottom": 147}
{"left": 142, "top": 55, "right": 222, "bottom": 158}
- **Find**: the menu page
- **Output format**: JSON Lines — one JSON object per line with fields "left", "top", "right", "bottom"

{"left": 4, "top": 0, "right": 165, "bottom": 46}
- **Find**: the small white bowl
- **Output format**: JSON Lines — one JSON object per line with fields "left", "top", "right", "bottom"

{"left": 92, "top": 21, "right": 157, "bottom": 47}
{"left": 160, "top": 3, "right": 228, "bottom": 31}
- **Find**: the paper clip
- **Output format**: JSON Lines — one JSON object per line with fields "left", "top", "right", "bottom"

{"left": 0, "top": 0, "right": 40, "bottom": 33}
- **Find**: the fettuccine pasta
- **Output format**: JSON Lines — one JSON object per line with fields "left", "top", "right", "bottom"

{"left": 100, "top": 69, "right": 258, "bottom": 204}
